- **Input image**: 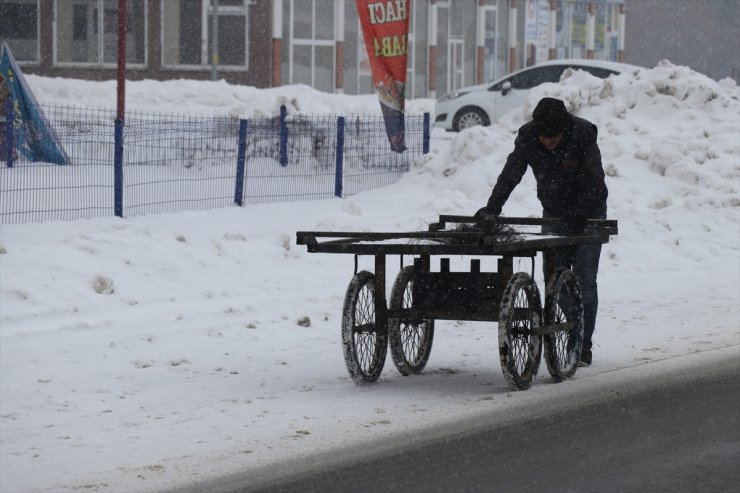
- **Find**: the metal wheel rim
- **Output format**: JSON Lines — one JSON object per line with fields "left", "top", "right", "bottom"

{"left": 511, "top": 287, "right": 534, "bottom": 376}
{"left": 551, "top": 277, "right": 582, "bottom": 370}
{"left": 353, "top": 282, "right": 381, "bottom": 377}
{"left": 552, "top": 288, "right": 578, "bottom": 368}
{"left": 399, "top": 279, "right": 428, "bottom": 365}
{"left": 458, "top": 112, "right": 483, "bottom": 129}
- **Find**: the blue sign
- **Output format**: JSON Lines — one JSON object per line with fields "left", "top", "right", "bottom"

{"left": 1, "top": 43, "right": 68, "bottom": 165}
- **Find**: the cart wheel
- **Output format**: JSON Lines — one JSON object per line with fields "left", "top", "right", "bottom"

{"left": 543, "top": 268, "right": 584, "bottom": 381}
{"left": 498, "top": 272, "right": 543, "bottom": 390}
{"left": 341, "top": 270, "right": 388, "bottom": 384}
{"left": 389, "top": 266, "right": 435, "bottom": 375}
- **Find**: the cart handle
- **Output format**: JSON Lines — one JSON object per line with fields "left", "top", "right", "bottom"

{"left": 430, "top": 215, "right": 618, "bottom": 235}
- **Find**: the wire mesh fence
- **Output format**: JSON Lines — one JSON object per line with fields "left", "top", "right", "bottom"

{"left": 123, "top": 110, "right": 241, "bottom": 217}
{"left": 0, "top": 104, "right": 430, "bottom": 224}
{"left": 1, "top": 104, "right": 116, "bottom": 222}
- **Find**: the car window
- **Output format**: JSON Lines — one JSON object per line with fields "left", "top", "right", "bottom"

{"left": 489, "top": 65, "right": 619, "bottom": 91}
{"left": 491, "top": 65, "right": 568, "bottom": 90}
{"left": 576, "top": 66, "right": 620, "bottom": 78}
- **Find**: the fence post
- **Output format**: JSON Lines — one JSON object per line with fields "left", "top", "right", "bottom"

{"left": 5, "top": 98, "right": 13, "bottom": 168}
{"left": 335, "top": 116, "right": 345, "bottom": 198}
{"left": 423, "top": 112, "right": 430, "bottom": 154}
{"left": 234, "top": 119, "right": 248, "bottom": 206}
{"left": 279, "top": 105, "right": 288, "bottom": 167}
{"left": 114, "top": 118, "right": 124, "bottom": 217}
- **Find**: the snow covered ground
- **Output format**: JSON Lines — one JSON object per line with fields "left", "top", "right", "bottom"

{"left": 1, "top": 61, "right": 739, "bottom": 493}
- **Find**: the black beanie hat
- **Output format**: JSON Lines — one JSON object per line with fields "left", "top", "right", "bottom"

{"left": 532, "top": 98, "right": 569, "bottom": 137}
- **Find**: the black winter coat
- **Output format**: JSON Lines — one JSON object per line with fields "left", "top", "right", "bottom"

{"left": 485, "top": 115, "right": 608, "bottom": 220}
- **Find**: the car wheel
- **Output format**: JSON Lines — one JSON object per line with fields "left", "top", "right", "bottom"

{"left": 453, "top": 107, "right": 490, "bottom": 131}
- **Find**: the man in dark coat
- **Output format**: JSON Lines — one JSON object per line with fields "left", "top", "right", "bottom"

{"left": 475, "top": 97, "right": 608, "bottom": 366}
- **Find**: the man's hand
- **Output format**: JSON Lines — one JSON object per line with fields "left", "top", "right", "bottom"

{"left": 563, "top": 216, "right": 587, "bottom": 234}
{"left": 474, "top": 207, "right": 498, "bottom": 223}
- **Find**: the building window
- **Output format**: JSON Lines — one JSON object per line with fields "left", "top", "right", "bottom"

{"left": 482, "top": 5, "right": 504, "bottom": 83}
{"left": 555, "top": 1, "right": 588, "bottom": 59}
{"left": 0, "top": 0, "right": 40, "bottom": 62}
{"left": 285, "top": 0, "right": 335, "bottom": 92}
{"left": 54, "top": 0, "right": 147, "bottom": 66}
{"left": 162, "top": 0, "right": 249, "bottom": 70}
{"left": 437, "top": 2, "right": 467, "bottom": 94}
{"left": 604, "top": 3, "right": 621, "bottom": 61}
{"left": 592, "top": 2, "right": 613, "bottom": 61}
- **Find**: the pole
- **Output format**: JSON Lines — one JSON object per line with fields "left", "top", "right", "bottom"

{"left": 586, "top": 2, "right": 595, "bottom": 59}
{"left": 617, "top": 4, "right": 625, "bottom": 63}
{"left": 114, "top": 119, "right": 124, "bottom": 217}
{"left": 548, "top": 0, "right": 557, "bottom": 59}
{"left": 334, "top": 116, "right": 345, "bottom": 198}
{"left": 234, "top": 119, "right": 248, "bottom": 206}
{"left": 272, "top": 0, "right": 283, "bottom": 86}
{"left": 279, "top": 105, "right": 288, "bottom": 167}
{"left": 509, "top": 0, "right": 518, "bottom": 74}
{"left": 116, "top": 0, "right": 127, "bottom": 217}
{"left": 334, "top": 0, "right": 344, "bottom": 93}
{"left": 423, "top": 112, "right": 430, "bottom": 155}
{"left": 211, "top": 0, "right": 219, "bottom": 81}
{"left": 117, "top": 0, "right": 127, "bottom": 121}
{"left": 427, "top": 0, "right": 438, "bottom": 99}
{"left": 476, "top": 0, "right": 485, "bottom": 84}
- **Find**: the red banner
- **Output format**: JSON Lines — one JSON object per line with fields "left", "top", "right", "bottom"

{"left": 356, "top": 0, "right": 410, "bottom": 152}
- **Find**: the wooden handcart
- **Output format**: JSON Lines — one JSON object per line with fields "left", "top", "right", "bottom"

{"left": 296, "top": 215, "right": 618, "bottom": 390}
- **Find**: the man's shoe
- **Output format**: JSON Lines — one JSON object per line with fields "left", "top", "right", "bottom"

{"left": 579, "top": 348, "right": 592, "bottom": 367}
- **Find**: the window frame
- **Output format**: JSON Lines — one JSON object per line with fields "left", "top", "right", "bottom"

{"left": 441, "top": 2, "right": 466, "bottom": 93}
{"left": 52, "top": 0, "right": 148, "bottom": 68}
{"left": 481, "top": 4, "right": 501, "bottom": 84}
{"left": 160, "top": 0, "right": 250, "bottom": 72}
{"left": 1, "top": 0, "right": 41, "bottom": 65}
{"left": 287, "top": 0, "right": 336, "bottom": 91}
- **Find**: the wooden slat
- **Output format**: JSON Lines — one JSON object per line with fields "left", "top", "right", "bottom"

{"left": 539, "top": 321, "right": 575, "bottom": 335}
{"left": 296, "top": 215, "right": 618, "bottom": 256}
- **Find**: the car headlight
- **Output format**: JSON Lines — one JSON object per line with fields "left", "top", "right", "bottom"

{"left": 437, "top": 91, "right": 469, "bottom": 103}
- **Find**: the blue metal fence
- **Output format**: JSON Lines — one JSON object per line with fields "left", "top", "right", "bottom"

{"left": 0, "top": 104, "right": 430, "bottom": 224}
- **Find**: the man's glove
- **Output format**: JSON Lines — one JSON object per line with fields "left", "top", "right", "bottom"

{"left": 474, "top": 207, "right": 498, "bottom": 223}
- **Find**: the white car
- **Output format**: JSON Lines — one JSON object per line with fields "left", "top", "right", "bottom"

{"left": 435, "top": 59, "right": 639, "bottom": 132}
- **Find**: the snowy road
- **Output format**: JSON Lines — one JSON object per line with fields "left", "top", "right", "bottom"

{"left": 181, "top": 347, "right": 740, "bottom": 493}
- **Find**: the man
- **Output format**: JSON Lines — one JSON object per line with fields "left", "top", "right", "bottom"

{"left": 475, "top": 97, "right": 608, "bottom": 366}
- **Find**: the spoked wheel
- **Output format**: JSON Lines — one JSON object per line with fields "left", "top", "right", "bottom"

{"left": 341, "top": 270, "right": 388, "bottom": 384}
{"left": 543, "top": 268, "right": 585, "bottom": 381}
{"left": 388, "top": 266, "right": 435, "bottom": 375}
{"left": 498, "top": 272, "right": 543, "bottom": 390}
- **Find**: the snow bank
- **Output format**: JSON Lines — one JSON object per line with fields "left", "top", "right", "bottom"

{"left": 28, "top": 75, "right": 435, "bottom": 118}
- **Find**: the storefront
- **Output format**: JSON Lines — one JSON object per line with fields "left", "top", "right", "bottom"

{"left": 0, "top": 0, "right": 625, "bottom": 97}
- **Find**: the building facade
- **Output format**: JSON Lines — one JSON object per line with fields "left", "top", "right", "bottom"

{"left": 1, "top": 0, "right": 626, "bottom": 99}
